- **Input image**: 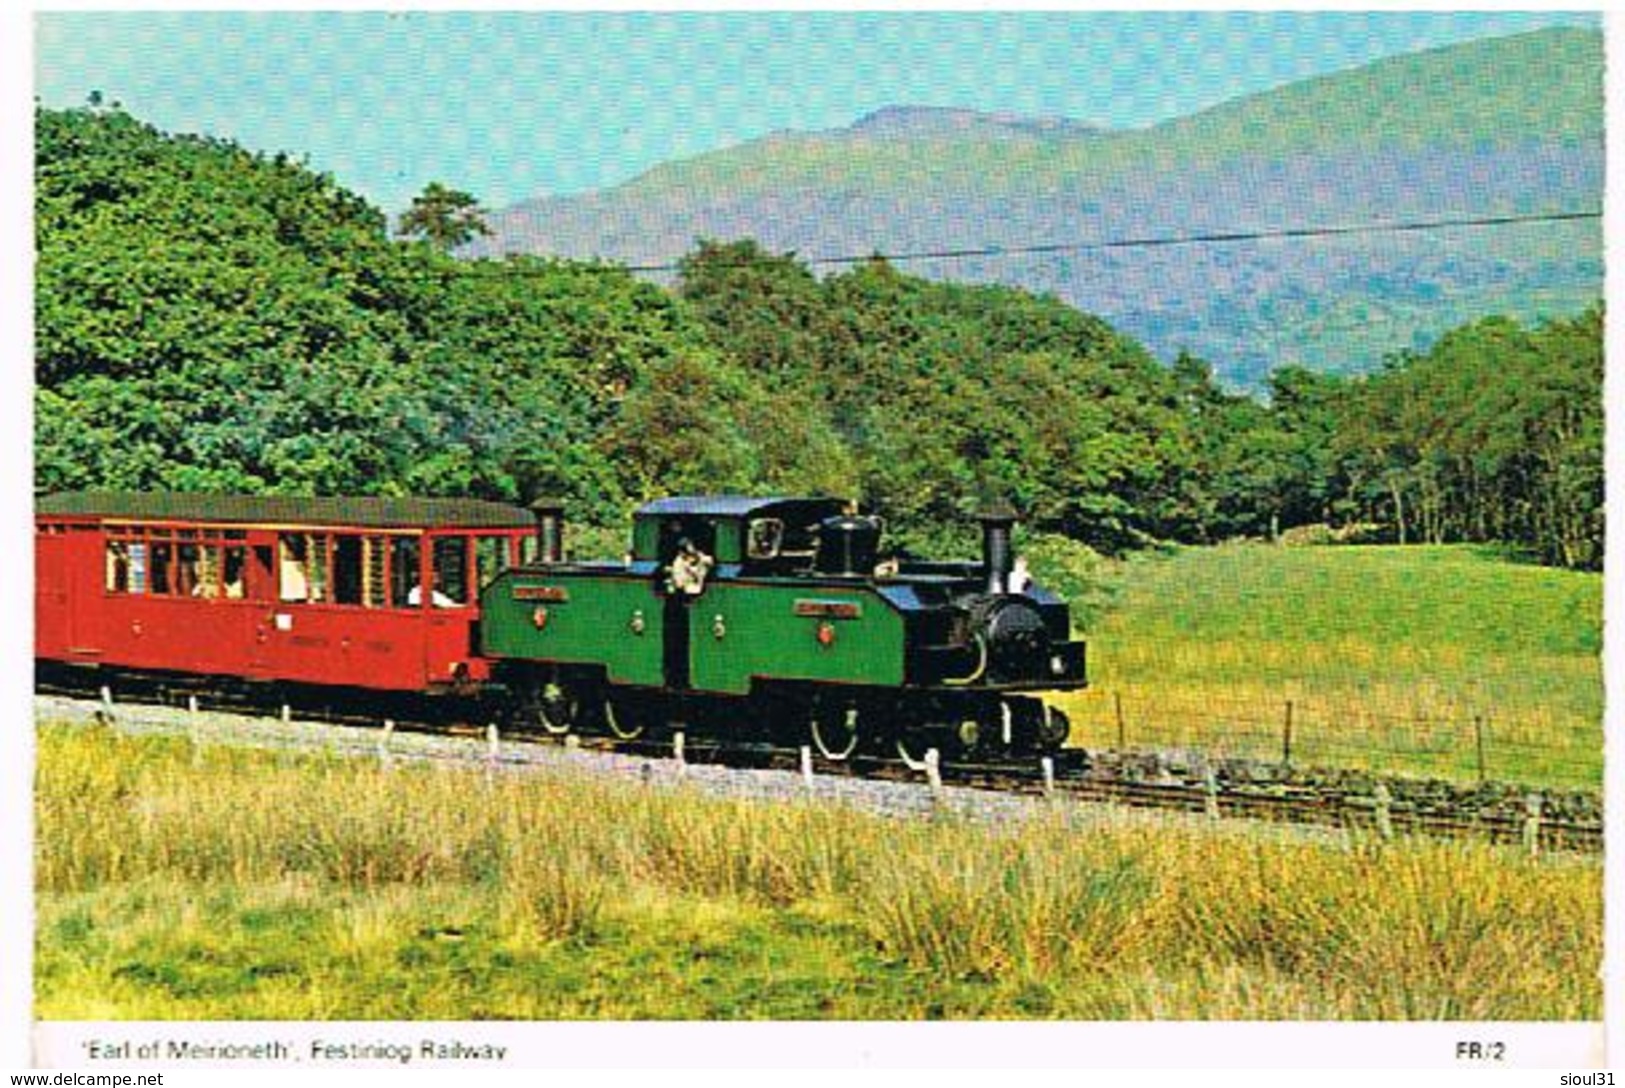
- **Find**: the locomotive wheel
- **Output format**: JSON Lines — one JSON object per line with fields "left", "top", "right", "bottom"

{"left": 531, "top": 681, "right": 578, "bottom": 736}
{"left": 603, "top": 693, "right": 650, "bottom": 741}
{"left": 1000, "top": 698, "right": 1071, "bottom": 753}
{"left": 1037, "top": 703, "right": 1071, "bottom": 751}
{"left": 894, "top": 731, "right": 935, "bottom": 770}
{"left": 955, "top": 717, "right": 985, "bottom": 757}
{"left": 809, "top": 702, "right": 861, "bottom": 761}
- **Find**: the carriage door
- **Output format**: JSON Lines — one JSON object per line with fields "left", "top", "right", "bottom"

{"left": 34, "top": 523, "right": 71, "bottom": 658}
{"left": 244, "top": 537, "right": 277, "bottom": 676}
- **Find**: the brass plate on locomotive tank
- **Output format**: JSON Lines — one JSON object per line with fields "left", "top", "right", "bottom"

{"left": 512, "top": 585, "right": 570, "bottom": 602}
{"left": 793, "top": 599, "right": 863, "bottom": 619}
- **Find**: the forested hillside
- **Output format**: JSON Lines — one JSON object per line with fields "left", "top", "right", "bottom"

{"left": 34, "top": 105, "right": 1603, "bottom": 568}
{"left": 476, "top": 28, "right": 1603, "bottom": 387}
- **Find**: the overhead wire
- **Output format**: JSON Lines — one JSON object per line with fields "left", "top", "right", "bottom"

{"left": 431, "top": 207, "right": 1602, "bottom": 278}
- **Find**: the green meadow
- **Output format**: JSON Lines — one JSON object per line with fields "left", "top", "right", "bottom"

{"left": 1050, "top": 544, "right": 1602, "bottom": 789}
{"left": 35, "top": 723, "right": 1600, "bottom": 1021}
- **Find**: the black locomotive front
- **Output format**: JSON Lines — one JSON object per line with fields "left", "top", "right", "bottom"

{"left": 893, "top": 507, "right": 1088, "bottom": 693}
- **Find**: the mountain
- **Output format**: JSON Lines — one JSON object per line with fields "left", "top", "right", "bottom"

{"left": 473, "top": 27, "right": 1604, "bottom": 389}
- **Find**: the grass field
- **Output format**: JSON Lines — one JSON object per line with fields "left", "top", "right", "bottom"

{"left": 1046, "top": 544, "right": 1602, "bottom": 789}
{"left": 36, "top": 723, "right": 1601, "bottom": 1020}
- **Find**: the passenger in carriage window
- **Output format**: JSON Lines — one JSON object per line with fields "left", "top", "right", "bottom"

{"left": 407, "top": 577, "right": 458, "bottom": 608}
{"left": 150, "top": 542, "right": 173, "bottom": 595}
{"left": 178, "top": 543, "right": 203, "bottom": 597}
{"left": 222, "top": 547, "right": 246, "bottom": 599}
{"left": 105, "top": 541, "right": 131, "bottom": 593}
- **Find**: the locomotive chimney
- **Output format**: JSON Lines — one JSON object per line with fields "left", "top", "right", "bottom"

{"left": 529, "top": 498, "right": 565, "bottom": 564}
{"left": 978, "top": 501, "right": 1018, "bottom": 595}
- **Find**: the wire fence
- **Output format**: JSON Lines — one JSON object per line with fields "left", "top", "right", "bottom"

{"left": 1062, "top": 689, "right": 1600, "bottom": 794}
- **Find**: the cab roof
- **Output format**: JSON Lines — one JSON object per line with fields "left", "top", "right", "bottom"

{"left": 633, "top": 495, "right": 844, "bottom": 520}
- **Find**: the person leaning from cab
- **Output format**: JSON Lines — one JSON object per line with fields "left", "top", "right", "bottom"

{"left": 667, "top": 538, "right": 714, "bottom": 596}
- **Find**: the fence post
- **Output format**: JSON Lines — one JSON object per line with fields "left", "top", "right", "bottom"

{"left": 185, "top": 694, "right": 202, "bottom": 764}
{"left": 1524, "top": 793, "right": 1543, "bottom": 857}
{"left": 800, "top": 745, "right": 815, "bottom": 791}
{"left": 673, "top": 730, "right": 687, "bottom": 775}
{"left": 281, "top": 703, "right": 292, "bottom": 724}
{"left": 1282, "top": 700, "right": 1294, "bottom": 767}
{"left": 1040, "top": 756, "right": 1055, "bottom": 799}
{"left": 1373, "top": 782, "right": 1393, "bottom": 840}
{"left": 486, "top": 722, "right": 501, "bottom": 763}
{"left": 924, "top": 748, "right": 943, "bottom": 802}
{"left": 1203, "top": 766, "right": 1220, "bottom": 821}
{"left": 1114, "top": 692, "right": 1126, "bottom": 750}
{"left": 1474, "top": 715, "right": 1487, "bottom": 784}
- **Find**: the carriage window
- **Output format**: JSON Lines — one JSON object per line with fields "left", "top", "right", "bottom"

{"left": 519, "top": 535, "right": 539, "bottom": 565}
{"left": 150, "top": 542, "right": 173, "bottom": 595}
{"left": 175, "top": 543, "right": 202, "bottom": 597}
{"left": 278, "top": 534, "right": 329, "bottom": 602}
{"left": 106, "top": 542, "right": 131, "bottom": 593}
{"left": 222, "top": 546, "right": 246, "bottom": 599}
{"left": 332, "top": 535, "right": 361, "bottom": 605}
{"left": 279, "top": 534, "right": 310, "bottom": 602}
{"left": 192, "top": 545, "right": 219, "bottom": 597}
{"left": 475, "top": 535, "right": 511, "bottom": 590}
{"left": 330, "top": 534, "right": 387, "bottom": 607}
{"left": 432, "top": 537, "right": 468, "bottom": 607}
{"left": 390, "top": 536, "right": 421, "bottom": 608}
{"left": 128, "top": 542, "right": 147, "bottom": 593}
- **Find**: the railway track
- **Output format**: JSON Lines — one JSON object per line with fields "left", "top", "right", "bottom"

{"left": 35, "top": 673, "right": 1603, "bottom": 855}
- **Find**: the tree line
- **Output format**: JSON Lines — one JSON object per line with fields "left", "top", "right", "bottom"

{"left": 34, "top": 105, "right": 1602, "bottom": 569}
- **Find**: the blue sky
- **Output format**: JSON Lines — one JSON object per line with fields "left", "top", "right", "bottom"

{"left": 34, "top": 11, "right": 1601, "bottom": 216}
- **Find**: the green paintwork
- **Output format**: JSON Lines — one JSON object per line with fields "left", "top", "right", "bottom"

{"left": 687, "top": 580, "right": 903, "bottom": 695}
{"left": 631, "top": 514, "right": 745, "bottom": 564}
{"left": 714, "top": 522, "right": 743, "bottom": 565}
{"left": 480, "top": 567, "right": 665, "bottom": 686}
{"left": 631, "top": 519, "right": 660, "bottom": 562}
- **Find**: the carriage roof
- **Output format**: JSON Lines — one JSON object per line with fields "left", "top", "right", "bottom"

{"left": 36, "top": 491, "right": 535, "bottom": 530}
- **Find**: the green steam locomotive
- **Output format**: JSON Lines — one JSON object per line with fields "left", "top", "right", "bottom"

{"left": 481, "top": 495, "right": 1086, "bottom": 761}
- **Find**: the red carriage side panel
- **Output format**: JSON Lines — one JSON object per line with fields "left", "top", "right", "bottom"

{"left": 35, "top": 493, "right": 535, "bottom": 695}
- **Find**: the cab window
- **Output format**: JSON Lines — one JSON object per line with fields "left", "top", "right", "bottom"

{"left": 746, "top": 518, "right": 783, "bottom": 560}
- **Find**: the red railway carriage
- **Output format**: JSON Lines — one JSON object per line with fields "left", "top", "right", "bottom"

{"left": 36, "top": 492, "right": 539, "bottom": 692}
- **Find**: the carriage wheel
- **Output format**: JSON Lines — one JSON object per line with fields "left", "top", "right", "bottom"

{"left": 809, "top": 702, "right": 861, "bottom": 761}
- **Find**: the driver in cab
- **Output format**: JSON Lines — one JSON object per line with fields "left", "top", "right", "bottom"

{"left": 667, "top": 538, "right": 714, "bottom": 596}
